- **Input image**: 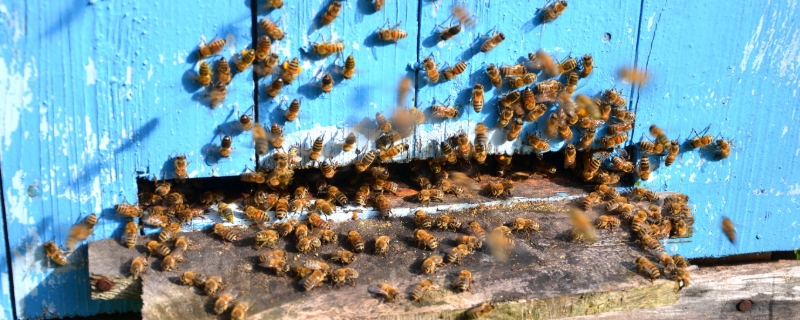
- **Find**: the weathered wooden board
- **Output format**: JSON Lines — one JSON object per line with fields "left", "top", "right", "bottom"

{"left": 567, "top": 260, "right": 800, "bottom": 320}
{"left": 0, "top": 190, "right": 13, "bottom": 319}
{"left": 628, "top": 0, "right": 800, "bottom": 258}
{"left": 88, "top": 184, "right": 685, "bottom": 320}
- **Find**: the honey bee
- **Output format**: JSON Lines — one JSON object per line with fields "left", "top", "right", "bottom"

{"left": 330, "top": 268, "right": 359, "bottom": 287}
{"left": 216, "top": 134, "right": 233, "bottom": 158}
{"left": 443, "top": 61, "right": 467, "bottom": 80}
{"left": 312, "top": 40, "right": 345, "bottom": 56}
{"left": 538, "top": 0, "right": 568, "bottom": 22}
{"left": 274, "top": 220, "right": 295, "bottom": 237}
{"left": 282, "top": 57, "right": 302, "bottom": 84}
{"left": 544, "top": 113, "right": 560, "bottom": 138}
{"left": 421, "top": 255, "right": 444, "bottom": 274}
{"left": 456, "top": 235, "right": 483, "bottom": 252}
{"left": 637, "top": 157, "right": 651, "bottom": 181}
{"left": 146, "top": 240, "right": 170, "bottom": 258}
{"left": 527, "top": 133, "right": 551, "bottom": 156}
{"left": 296, "top": 236, "right": 322, "bottom": 254}
{"left": 432, "top": 104, "right": 459, "bottom": 119}
{"left": 509, "top": 218, "right": 540, "bottom": 236}
{"left": 434, "top": 215, "right": 462, "bottom": 232}
{"left": 496, "top": 107, "right": 514, "bottom": 128}
{"left": 598, "top": 133, "right": 628, "bottom": 149}
{"left": 498, "top": 90, "right": 521, "bottom": 109}
{"left": 595, "top": 215, "right": 621, "bottom": 232}
{"left": 315, "top": 229, "right": 336, "bottom": 245}
{"left": 451, "top": 269, "right": 476, "bottom": 292}
{"left": 315, "top": 199, "right": 335, "bottom": 217}
{"left": 581, "top": 156, "right": 602, "bottom": 181}
{"left": 368, "top": 283, "right": 400, "bottom": 302}
{"left": 378, "top": 22, "right": 408, "bottom": 41}
{"left": 116, "top": 203, "right": 144, "bottom": 220}
{"left": 557, "top": 143, "right": 577, "bottom": 169}
{"left": 66, "top": 213, "right": 98, "bottom": 250}
{"left": 330, "top": 249, "right": 357, "bottom": 265}
{"left": 495, "top": 154, "right": 513, "bottom": 176}
{"left": 307, "top": 212, "right": 330, "bottom": 230}
{"left": 198, "top": 37, "right": 226, "bottom": 59}
{"left": 204, "top": 276, "right": 225, "bottom": 296}
{"left": 532, "top": 49, "right": 560, "bottom": 77}
{"left": 657, "top": 252, "right": 677, "bottom": 276}
{"left": 44, "top": 241, "right": 68, "bottom": 266}
{"left": 445, "top": 244, "right": 470, "bottom": 266}
{"left": 129, "top": 256, "right": 148, "bottom": 279}
{"left": 640, "top": 234, "right": 664, "bottom": 251}
{"left": 602, "top": 89, "right": 626, "bottom": 107}
{"left": 465, "top": 302, "right": 496, "bottom": 319}
{"left": 409, "top": 279, "right": 436, "bottom": 303}
{"left": 485, "top": 63, "right": 502, "bottom": 88}
{"left": 558, "top": 56, "right": 578, "bottom": 74}
{"left": 371, "top": 235, "right": 391, "bottom": 256}
{"left": 379, "top": 143, "right": 409, "bottom": 162}
{"left": 245, "top": 205, "right": 270, "bottom": 223}
{"left": 254, "top": 230, "right": 279, "bottom": 249}
{"left": 179, "top": 271, "right": 207, "bottom": 287}
{"left": 630, "top": 187, "right": 659, "bottom": 201}
{"left": 480, "top": 31, "right": 505, "bottom": 53}
{"left": 413, "top": 210, "right": 433, "bottom": 230}
{"left": 609, "top": 155, "right": 633, "bottom": 173}
{"left": 417, "top": 188, "right": 445, "bottom": 205}
{"left": 607, "top": 121, "right": 634, "bottom": 135}
{"left": 503, "top": 118, "right": 524, "bottom": 142}
{"left": 374, "top": 112, "right": 393, "bottom": 134}
{"left": 437, "top": 23, "right": 462, "bottom": 41}
{"left": 467, "top": 221, "right": 487, "bottom": 242}
{"left": 142, "top": 211, "right": 169, "bottom": 228}
{"left": 689, "top": 129, "right": 714, "bottom": 149}
{"left": 564, "top": 71, "right": 579, "bottom": 90}
{"left": 558, "top": 125, "right": 573, "bottom": 141}
{"left": 209, "top": 82, "right": 227, "bottom": 106}
{"left": 355, "top": 150, "right": 376, "bottom": 173}
{"left": 260, "top": 257, "right": 290, "bottom": 276}
{"left": 228, "top": 302, "right": 250, "bottom": 320}
{"left": 235, "top": 49, "right": 255, "bottom": 72}
{"left": 580, "top": 192, "right": 602, "bottom": 210}
{"left": 524, "top": 104, "right": 547, "bottom": 124}
{"left": 672, "top": 254, "right": 688, "bottom": 270}
{"left": 341, "top": 230, "right": 363, "bottom": 254}
{"left": 574, "top": 129, "right": 594, "bottom": 151}
{"left": 299, "top": 269, "right": 326, "bottom": 291}
{"left": 716, "top": 138, "right": 731, "bottom": 159}
{"left": 420, "top": 56, "right": 440, "bottom": 84}
{"left": 320, "top": 0, "right": 342, "bottom": 26}
{"left": 721, "top": 217, "right": 736, "bottom": 243}
{"left": 665, "top": 140, "right": 680, "bottom": 166}
{"left": 213, "top": 223, "right": 238, "bottom": 242}
{"left": 260, "top": 53, "right": 280, "bottom": 76}
{"left": 579, "top": 54, "right": 594, "bottom": 78}
{"left": 414, "top": 229, "right": 439, "bottom": 250}
{"left": 253, "top": 35, "right": 272, "bottom": 63}
{"left": 260, "top": 18, "right": 284, "bottom": 40}
{"left": 350, "top": 185, "right": 369, "bottom": 207}
{"left": 618, "top": 67, "right": 651, "bottom": 86}
{"left": 196, "top": 61, "right": 213, "bottom": 86}
{"left": 169, "top": 154, "right": 189, "bottom": 182}
{"left": 157, "top": 222, "right": 180, "bottom": 242}
{"left": 117, "top": 220, "right": 138, "bottom": 249}
{"left": 266, "top": 77, "right": 284, "bottom": 98}
{"left": 319, "top": 72, "right": 334, "bottom": 94}
{"left": 372, "top": 194, "right": 391, "bottom": 219}
{"left": 635, "top": 257, "right": 661, "bottom": 283}
{"left": 639, "top": 140, "right": 664, "bottom": 155}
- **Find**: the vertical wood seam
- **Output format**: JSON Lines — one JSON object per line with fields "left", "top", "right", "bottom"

{"left": 0, "top": 168, "right": 19, "bottom": 319}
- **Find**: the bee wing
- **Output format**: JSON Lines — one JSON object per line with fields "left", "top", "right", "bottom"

{"left": 367, "top": 285, "right": 388, "bottom": 296}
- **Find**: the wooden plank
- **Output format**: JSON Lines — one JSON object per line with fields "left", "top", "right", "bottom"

{"left": 0, "top": 0, "right": 255, "bottom": 318}
{"left": 255, "top": 0, "right": 421, "bottom": 166}
{"left": 88, "top": 182, "right": 691, "bottom": 319}
{"left": 566, "top": 260, "right": 800, "bottom": 320}
{"left": 0, "top": 189, "right": 14, "bottom": 320}
{"left": 629, "top": 0, "right": 800, "bottom": 258}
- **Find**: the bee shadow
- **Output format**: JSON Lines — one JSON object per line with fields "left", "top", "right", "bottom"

{"left": 185, "top": 49, "right": 201, "bottom": 65}
{"left": 521, "top": 11, "right": 546, "bottom": 34}
{"left": 182, "top": 68, "right": 204, "bottom": 93}
{"left": 407, "top": 255, "right": 427, "bottom": 274}
{"left": 456, "top": 33, "right": 486, "bottom": 62}
{"left": 454, "top": 88, "right": 473, "bottom": 114}
{"left": 356, "top": 0, "right": 377, "bottom": 15}
{"left": 201, "top": 141, "right": 222, "bottom": 167}
{"left": 298, "top": 81, "right": 323, "bottom": 100}
{"left": 422, "top": 32, "right": 441, "bottom": 48}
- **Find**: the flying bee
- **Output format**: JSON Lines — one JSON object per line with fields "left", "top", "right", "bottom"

{"left": 480, "top": 31, "right": 505, "bottom": 53}
{"left": 266, "top": 77, "right": 284, "bottom": 98}
{"left": 252, "top": 123, "right": 269, "bottom": 155}
{"left": 196, "top": 61, "right": 213, "bottom": 87}
{"left": 637, "top": 157, "right": 651, "bottom": 181}
{"left": 379, "top": 143, "right": 409, "bottom": 162}
{"left": 44, "top": 241, "right": 68, "bottom": 266}
{"left": 538, "top": 0, "right": 568, "bottom": 22}
{"left": 598, "top": 133, "right": 628, "bottom": 149}
{"left": 369, "top": 283, "right": 400, "bottom": 302}
{"left": 260, "top": 18, "right": 284, "bottom": 40}
{"left": 281, "top": 57, "right": 302, "bottom": 84}
{"left": 531, "top": 49, "right": 560, "bottom": 77}
{"left": 374, "top": 235, "right": 391, "bottom": 256}
{"left": 235, "top": 49, "right": 255, "bottom": 72}
{"left": 377, "top": 22, "right": 408, "bottom": 41}
{"left": 604, "top": 89, "right": 627, "bottom": 107}
{"left": 485, "top": 63, "right": 502, "bottom": 88}
{"left": 65, "top": 213, "right": 98, "bottom": 250}
{"left": 213, "top": 223, "right": 238, "bottom": 242}
{"left": 198, "top": 37, "right": 226, "bottom": 59}
{"left": 339, "top": 132, "right": 357, "bottom": 152}
{"left": 312, "top": 40, "right": 345, "bottom": 56}
{"left": 443, "top": 61, "right": 467, "bottom": 80}
{"left": 348, "top": 230, "right": 365, "bottom": 253}
{"left": 320, "top": 0, "right": 342, "bottom": 26}
{"left": 635, "top": 257, "right": 660, "bottom": 283}
{"left": 721, "top": 217, "right": 736, "bottom": 243}
{"left": 421, "top": 255, "right": 444, "bottom": 274}
{"left": 376, "top": 112, "right": 392, "bottom": 133}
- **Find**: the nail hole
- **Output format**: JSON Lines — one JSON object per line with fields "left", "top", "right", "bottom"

{"left": 603, "top": 33, "right": 612, "bottom": 42}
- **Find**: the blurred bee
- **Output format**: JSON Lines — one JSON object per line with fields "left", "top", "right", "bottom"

{"left": 282, "top": 57, "right": 302, "bottom": 84}
{"left": 337, "top": 132, "right": 357, "bottom": 153}
{"left": 354, "top": 150, "right": 376, "bottom": 173}
{"left": 331, "top": 268, "right": 359, "bottom": 287}
{"left": 673, "top": 254, "right": 688, "bottom": 269}
{"left": 230, "top": 302, "right": 249, "bottom": 320}
{"left": 506, "top": 118, "right": 524, "bottom": 141}
{"left": 639, "top": 139, "right": 664, "bottom": 155}
{"left": 375, "top": 112, "right": 392, "bottom": 133}
{"left": 266, "top": 77, "right": 284, "bottom": 98}
{"left": 539, "top": 0, "right": 568, "bottom": 23}
{"left": 320, "top": 0, "right": 342, "bottom": 26}
{"left": 607, "top": 121, "right": 634, "bottom": 135}
{"left": 44, "top": 241, "right": 68, "bottom": 266}
{"left": 171, "top": 154, "right": 189, "bottom": 183}
{"left": 374, "top": 194, "right": 392, "bottom": 219}
{"left": 604, "top": 89, "right": 627, "bottom": 107}
{"left": 204, "top": 276, "right": 225, "bottom": 296}
{"left": 252, "top": 123, "right": 269, "bottom": 155}
{"left": 116, "top": 203, "right": 143, "bottom": 218}
{"left": 558, "top": 56, "right": 578, "bottom": 74}
{"left": 531, "top": 49, "right": 560, "bottom": 77}
{"left": 466, "top": 302, "right": 496, "bottom": 319}
{"left": 509, "top": 218, "right": 539, "bottom": 236}
{"left": 635, "top": 257, "right": 661, "bottom": 283}
{"left": 374, "top": 235, "right": 391, "bottom": 256}
{"left": 379, "top": 143, "right": 409, "bottom": 161}
{"left": 213, "top": 223, "right": 238, "bottom": 242}
{"left": 312, "top": 40, "right": 345, "bottom": 56}
{"left": 665, "top": 140, "right": 680, "bottom": 166}
{"left": 580, "top": 54, "right": 594, "bottom": 78}
{"left": 66, "top": 213, "right": 97, "bottom": 250}
{"left": 378, "top": 22, "right": 408, "bottom": 41}
{"left": 598, "top": 133, "right": 628, "bottom": 149}
{"left": 495, "top": 154, "right": 513, "bottom": 176}
{"left": 480, "top": 31, "right": 505, "bottom": 53}
{"left": 146, "top": 240, "right": 170, "bottom": 257}
{"left": 196, "top": 61, "right": 213, "bottom": 87}
{"left": 452, "top": 269, "right": 476, "bottom": 292}
{"left": 558, "top": 125, "right": 573, "bottom": 141}
{"left": 208, "top": 81, "right": 228, "bottom": 108}
{"left": 595, "top": 215, "right": 621, "bottom": 232}
{"left": 368, "top": 283, "right": 400, "bottom": 302}
{"left": 451, "top": 4, "right": 476, "bottom": 28}
{"left": 294, "top": 223, "right": 310, "bottom": 240}
{"left": 618, "top": 67, "right": 651, "bottom": 86}
{"left": 198, "top": 38, "right": 225, "bottom": 59}
{"left": 438, "top": 23, "right": 462, "bottom": 41}
{"left": 486, "top": 64, "right": 502, "bottom": 88}
{"left": 443, "top": 61, "right": 467, "bottom": 80}
{"left": 414, "top": 210, "right": 433, "bottom": 229}
{"left": 260, "top": 53, "right": 281, "bottom": 76}
{"left": 543, "top": 113, "right": 560, "bottom": 138}
{"left": 348, "top": 230, "right": 365, "bottom": 253}
{"left": 637, "top": 157, "right": 651, "bottom": 181}
{"left": 410, "top": 279, "right": 436, "bottom": 303}
{"left": 130, "top": 256, "right": 148, "bottom": 279}
{"left": 260, "top": 18, "right": 284, "bottom": 40}
{"left": 414, "top": 229, "right": 439, "bottom": 250}
{"left": 179, "top": 271, "right": 207, "bottom": 287}
{"left": 421, "top": 255, "right": 444, "bottom": 274}
{"left": 264, "top": 0, "right": 283, "bottom": 8}
{"left": 236, "top": 49, "right": 255, "bottom": 72}
{"left": 721, "top": 217, "right": 736, "bottom": 243}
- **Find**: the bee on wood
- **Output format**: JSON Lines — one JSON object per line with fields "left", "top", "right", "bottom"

{"left": 374, "top": 235, "right": 391, "bottom": 256}
{"left": 445, "top": 244, "right": 470, "bottom": 266}
{"left": 331, "top": 249, "right": 357, "bottom": 265}
{"left": 480, "top": 31, "right": 505, "bottom": 53}
{"left": 414, "top": 210, "right": 433, "bottom": 229}
{"left": 610, "top": 155, "right": 634, "bottom": 173}
{"left": 348, "top": 230, "right": 365, "bottom": 253}
{"left": 353, "top": 185, "right": 370, "bottom": 207}
{"left": 595, "top": 215, "right": 621, "bottom": 232}
{"left": 328, "top": 186, "right": 349, "bottom": 206}
{"left": 410, "top": 279, "right": 436, "bottom": 303}
{"left": 318, "top": 229, "right": 337, "bottom": 245}
{"left": 639, "top": 139, "right": 664, "bottom": 156}
{"left": 320, "top": 0, "right": 342, "bottom": 26}
{"left": 296, "top": 236, "right": 322, "bottom": 254}
{"left": 378, "top": 22, "right": 408, "bottom": 41}
{"left": 443, "top": 61, "right": 467, "bottom": 80}
{"left": 369, "top": 283, "right": 400, "bottom": 302}
{"left": 438, "top": 23, "right": 461, "bottom": 41}
{"left": 431, "top": 102, "right": 460, "bottom": 119}
{"left": 282, "top": 57, "right": 303, "bottom": 84}
{"left": 374, "top": 194, "right": 392, "bottom": 219}
{"left": 314, "top": 199, "right": 335, "bottom": 217}
{"left": 506, "top": 118, "right": 524, "bottom": 141}
{"left": 637, "top": 157, "right": 651, "bottom": 181}
{"left": 721, "top": 217, "right": 736, "bottom": 243}
{"left": 452, "top": 269, "right": 476, "bottom": 292}
{"left": 179, "top": 271, "right": 207, "bottom": 287}
{"left": 640, "top": 234, "right": 664, "bottom": 251}
{"left": 295, "top": 223, "right": 309, "bottom": 240}
{"left": 331, "top": 268, "right": 359, "bottom": 287}
{"left": 354, "top": 150, "right": 376, "bottom": 173}
{"left": 204, "top": 276, "right": 225, "bottom": 296}
{"left": 312, "top": 40, "right": 345, "bottom": 56}
{"left": 689, "top": 128, "right": 714, "bottom": 149}
{"left": 509, "top": 218, "right": 540, "bottom": 236}
{"left": 44, "top": 241, "right": 68, "bottom": 266}
{"left": 434, "top": 215, "right": 462, "bottom": 232}
{"left": 213, "top": 223, "right": 238, "bottom": 242}
{"left": 319, "top": 160, "right": 338, "bottom": 180}
{"left": 379, "top": 143, "right": 409, "bottom": 161}
{"left": 130, "top": 256, "right": 148, "bottom": 279}
{"left": 473, "top": 124, "right": 489, "bottom": 164}
{"left": 422, "top": 55, "right": 440, "bottom": 83}
{"left": 214, "top": 293, "right": 237, "bottom": 314}
{"left": 574, "top": 129, "right": 594, "bottom": 150}
{"left": 500, "top": 63, "right": 526, "bottom": 77}
{"left": 629, "top": 187, "right": 659, "bottom": 201}
{"left": 197, "top": 37, "right": 225, "bottom": 59}
{"left": 417, "top": 188, "right": 445, "bottom": 205}
{"left": 524, "top": 103, "right": 547, "bottom": 123}
{"left": 255, "top": 36, "right": 271, "bottom": 62}
{"left": 230, "top": 302, "right": 249, "bottom": 320}
{"left": 196, "top": 61, "right": 213, "bottom": 86}
{"left": 370, "top": 166, "right": 390, "bottom": 180}
{"left": 598, "top": 133, "right": 628, "bottom": 149}
{"left": 467, "top": 221, "right": 487, "bottom": 242}
{"left": 558, "top": 124, "right": 573, "bottom": 141}
{"left": 665, "top": 140, "right": 680, "bottom": 166}
{"left": 172, "top": 154, "right": 189, "bottom": 182}
{"left": 580, "top": 54, "right": 594, "bottom": 78}
{"left": 340, "top": 132, "right": 357, "bottom": 152}
{"left": 319, "top": 72, "right": 334, "bottom": 94}
{"left": 119, "top": 220, "right": 139, "bottom": 249}
{"left": 307, "top": 212, "right": 330, "bottom": 230}
{"left": 260, "top": 53, "right": 281, "bottom": 76}
{"left": 611, "top": 108, "right": 636, "bottom": 122}
{"left": 260, "top": 257, "right": 290, "bottom": 276}
{"left": 486, "top": 64, "right": 502, "bottom": 88}
{"left": 465, "top": 302, "right": 496, "bottom": 319}
{"left": 341, "top": 54, "right": 356, "bottom": 80}
{"left": 604, "top": 89, "right": 627, "bottom": 107}
{"left": 414, "top": 229, "right": 439, "bottom": 250}
{"left": 716, "top": 137, "right": 731, "bottom": 159}
{"left": 245, "top": 205, "right": 270, "bottom": 223}
{"left": 235, "top": 49, "right": 255, "bottom": 72}
{"left": 146, "top": 240, "right": 170, "bottom": 258}
{"left": 254, "top": 230, "right": 279, "bottom": 249}
{"left": 266, "top": 77, "right": 284, "bottom": 98}
{"left": 558, "top": 56, "right": 578, "bottom": 74}
{"left": 673, "top": 254, "right": 688, "bottom": 269}
{"left": 607, "top": 121, "right": 634, "bottom": 135}
{"left": 635, "top": 257, "right": 661, "bottom": 283}
{"left": 158, "top": 222, "right": 181, "bottom": 243}
{"left": 277, "top": 220, "right": 296, "bottom": 237}
{"left": 260, "top": 18, "right": 284, "bottom": 40}
{"left": 421, "top": 255, "right": 444, "bottom": 274}
{"left": 538, "top": 0, "right": 568, "bottom": 22}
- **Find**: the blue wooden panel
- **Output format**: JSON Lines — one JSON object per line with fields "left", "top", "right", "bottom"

{"left": 0, "top": 0, "right": 254, "bottom": 318}
{"left": 255, "top": 0, "right": 420, "bottom": 165}
{"left": 632, "top": 0, "right": 800, "bottom": 258}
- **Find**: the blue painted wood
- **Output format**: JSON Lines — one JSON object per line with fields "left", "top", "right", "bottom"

{"left": 0, "top": 194, "right": 13, "bottom": 320}
{"left": 0, "top": 0, "right": 255, "bottom": 318}
{"left": 255, "top": 0, "right": 421, "bottom": 166}
{"left": 631, "top": 0, "right": 800, "bottom": 258}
